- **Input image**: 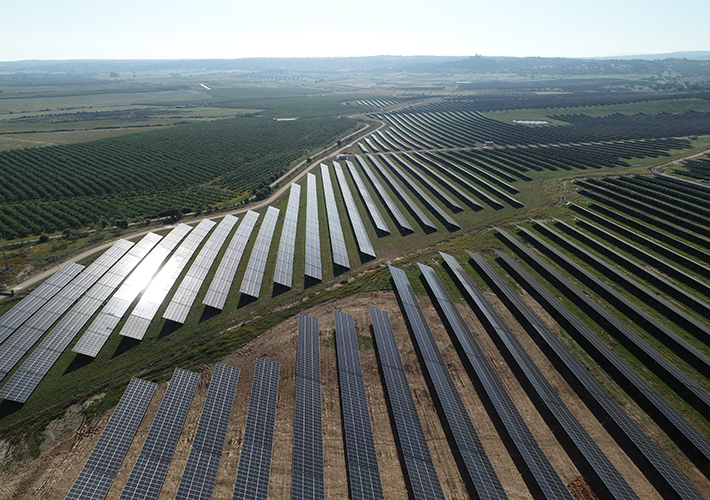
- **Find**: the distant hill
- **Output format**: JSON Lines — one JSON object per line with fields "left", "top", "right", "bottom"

{"left": 597, "top": 51, "right": 710, "bottom": 61}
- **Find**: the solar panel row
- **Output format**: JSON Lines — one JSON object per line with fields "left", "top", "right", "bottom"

{"left": 0, "top": 261, "right": 84, "bottom": 344}
{"left": 354, "top": 155, "right": 412, "bottom": 231}
{"left": 388, "top": 265, "right": 508, "bottom": 500}
{"left": 291, "top": 314, "right": 324, "bottom": 500}
{"left": 369, "top": 307, "right": 445, "bottom": 500}
{"left": 0, "top": 241, "right": 135, "bottom": 381}
{"left": 467, "top": 251, "right": 705, "bottom": 500}
{"left": 74, "top": 224, "right": 193, "bottom": 357}
{"left": 119, "top": 367, "right": 200, "bottom": 500}
{"left": 163, "top": 214, "right": 239, "bottom": 324}
{"left": 175, "top": 363, "right": 240, "bottom": 500}
{"left": 493, "top": 228, "right": 710, "bottom": 475}
{"left": 435, "top": 255, "right": 635, "bottom": 499}
{"left": 203, "top": 210, "right": 260, "bottom": 310}
{"left": 232, "top": 357, "right": 280, "bottom": 500}
{"left": 345, "top": 160, "right": 390, "bottom": 234}
{"left": 402, "top": 153, "right": 482, "bottom": 210}
{"left": 389, "top": 154, "right": 462, "bottom": 211}
{"left": 121, "top": 220, "right": 216, "bottom": 340}
{"left": 304, "top": 173, "right": 322, "bottom": 281}
{"left": 320, "top": 164, "right": 350, "bottom": 269}
{"left": 367, "top": 155, "right": 437, "bottom": 231}
{"left": 0, "top": 235, "right": 162, "bottom": 403}
{"left": 378, "top": 154, "right": 458, "bottom": 229}
{"left": 333, "top": 162, "right": 376, "bottom": 258}
{"left": 65, "top": 377, "right": 157, "bottom": 500}
{"left": 334, "top": 309, "right": 385, "bottom": 500}
{"left": 240, "top": 206, "right": 280, "bottom": 298}
{"left": 274, "top": 183, "right": 302, "bottom": 288}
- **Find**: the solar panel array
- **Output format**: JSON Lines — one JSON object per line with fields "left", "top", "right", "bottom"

{"left": 74, "top": 224, "right": 192, "bottom": 357}
{"left": 333, "top": 309, "right": 385, "bottom": 500}
{"left": 369, "top": 306, "right": 445, "bottom": 500}
{"left": 0, "top": 243, "right": 134, "bottom": 381}
{"left": 354, "top": 155, "right": 412, "bottom": 231}
{"left": 119, "top": 367, "right": 200, "bottom": 500}
{"left": 333, "top": 162, "right": 376, "bottom": 258}
{"left": 203, "top": 210, "right": 259, "bottom": 310}
{"left": 466, "top": 251, "right": 705, "bottom": 500}
{"left": 388, "top": 265, "right": 508, "bottom": 500}
{"left": 320, "top": 164, "right": 350, "bottom": 269}
{"left": 388, "top": 154, "right": 462, "bottom": 211}
{"left": 121, "top": 220, "right": 216, "bottom": 340}
{"left": 0, "top": 261, "right": 83, "bottom": 345}
{"left": 174, "top": 363, "right": 240, "bottom": 500}
{"left": 163, "top": 215, "right": 239, "bottom": 324}
{"left": 367, "top": 155, "right": 437, "bottom": 231}
{"left": 304, "top": 173, "right": 322, "bottom": 281}
{"left": 232, "top": 357, "right": 280, "bottom": 500}
{"left": 291, "top": 314, "right": 324, "bottom": 500}
{"left": 240, "top": 206, "right": 280, "bottom": 298}
{"left": 429, "top": 257, "right": 621, "bottom": 499}
{"left": 403, "top": 153, "right": 482, "bottom": 210}
{"left": 65, "top": 377, "right": 157, "bottom": 500}
{"left": 345, "top": 160, "right": 390, "bottom": 233}
{"left": 274, "top": 183, "right": 302, "bottom": 288}
{"left": 0, "top": 236, "right": 161, "bottom": 403}
{"left": 493, "top": 228, "right": 710, "bottom": 474}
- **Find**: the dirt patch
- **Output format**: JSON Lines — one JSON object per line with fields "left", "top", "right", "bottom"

{"left": 5, "top": 290, "right": 709, "bottom": 499}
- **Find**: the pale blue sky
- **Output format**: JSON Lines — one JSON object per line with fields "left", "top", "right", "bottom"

{"left": 3, "top": 0, "right": 708, "bottom": 61}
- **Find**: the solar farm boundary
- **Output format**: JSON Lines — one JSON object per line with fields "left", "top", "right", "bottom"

{"left": 468, "top": 251, "right": 704, "bottom": 500}
{"left": 419, "top": 261, "right": 576, "bottom": 500}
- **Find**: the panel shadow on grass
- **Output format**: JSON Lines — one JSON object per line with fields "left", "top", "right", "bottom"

{"left": 200, "top": 306, "right": 221, "bottom": 323}
{"left": 112, "top": 336, "right": 140, "bottom": 358}
{"left": 237, "top": 293, "right": 258, "bottom": 309}
{"left": 64, "top": 353, "right": 95, "bottom": 374}
{"left": 158, "top": 320, "right": 181, "bottom": 338}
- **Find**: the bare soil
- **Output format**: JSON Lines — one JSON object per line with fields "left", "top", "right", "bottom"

{"left": 4, "top": 290, "right": 709, "bottom": 499}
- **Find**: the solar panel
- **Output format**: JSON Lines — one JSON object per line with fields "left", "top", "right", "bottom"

{"left": 0, "top": 235, "right": 161, "bottom": 403}
{"left": 428, "top": 258, "right": 615, "bottom": 499}
{"left": 367, "top": 155, "right": 437, "bottom": 231}
{"left": 378, "top": 154, "right": 458, "bottom": 229}
{"left": 388, "top": 265, "right": 508, "bottom": 500}
{"left": 494, "top": 228, "right": 710, "bottom": 475}
{"left": 239, "top": 206, "right": 280, "bottom": 298}
{"left": 304, "top": 173, "right": 322, "bottom": 281}
{"left": 0, "top": 261, "right": 84, "bottom": 345}
{"left": 174, "top": 363, "right": 240, "bottom": 500}
{"left": 232, "top": 357, "right": 280, "bottom": 500}
{"left": 65, "top": 377, "right": 157, "bottom": 500}
{"left": 389, "top": 154, "right": 462, "bottom": 210}
{"left": 203, "top": 210, "right": 260, "bottom": 310}
{"left": 120, "top": 220, "right": 215, "bottom": 340}
{"left": 0, "top": 242, "right": 137, "bottom": 381}
{"left": 345, "top": 160, "right": 390, "bottom": 234}
{"left": 320, "top": 164, "right": 350, "bottom": 269}
{"left": 274, "top": 183, "right": 301, "bottom": 288}
{"left": 462, "top": 251, "right": 705, "bottom": 500}
{"left": 333, "top": 162, "right": 376, "bottom": 258}
{"left": 119, "top": 367, "right": 200, "bottom": 500}
{"left": 163, "top": 215, "right": 239, "bottom": 324}
{"left": 291, "top": 314, "right": 324, "bottom": 500}
{"left": 74, "top": 224, "right": 192, "bottom": 357}
{"left": 369, "top": 307, "right": 445, "bottom": 500}
{"left": 334, "top": 309, "right": 385, "bottom": 500}
{"left": 354, "top": 155, "right": 412, "bottom": 231}
{"left": 402, "top": 153, "right": 483, "bottom": 210}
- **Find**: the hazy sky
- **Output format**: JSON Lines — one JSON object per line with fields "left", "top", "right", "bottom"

{"left": 3, "top": 0, "right": 708, "bottom": 61}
